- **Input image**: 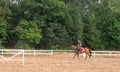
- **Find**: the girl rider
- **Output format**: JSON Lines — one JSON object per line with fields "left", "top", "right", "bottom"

{"left": 78, "top": 40, "right": 82, "bottom": 52}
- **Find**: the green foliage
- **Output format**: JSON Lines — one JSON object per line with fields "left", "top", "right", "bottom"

{"left": 24, "top": 0, "right": 71, "bottom": 49}
{"left": 0, "top": 0, "right": 119, "bottom": 50}
{"left": 0, "top": 17, "right": 7, "bottom": 41}
{"left": 0, "top": 0, "right": 11, "bottom": 17}
{"left": 0, "top": 40, "right": 5, "bottom": 49}
{"left": 65, "top": 0, "right": 84, "bottom": 44}
{"left": 14, "top": 20, "right": 42, "bottom": 44}
{"left": 0, "top": 0, "right": 11, "bottom": 45}
{"left": 87, "top": 0, "right": 120, "bottom": 50}
{"left": 14, "top": 40, "right": 30, "bottom": 49}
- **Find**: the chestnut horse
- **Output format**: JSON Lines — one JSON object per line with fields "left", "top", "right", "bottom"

{"left": 71, "top": 45, "right": 92, "bottom": 60}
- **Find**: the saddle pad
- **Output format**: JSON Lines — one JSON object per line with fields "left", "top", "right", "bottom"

{"left": 80, "top": 48, "right": 83, "bottom": 51}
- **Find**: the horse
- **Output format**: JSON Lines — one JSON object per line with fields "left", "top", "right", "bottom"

{"left": 71, "top": 45, "right": 92, "bottom": 60}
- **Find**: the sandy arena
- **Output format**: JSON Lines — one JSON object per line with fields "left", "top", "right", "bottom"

{"left": 0, "top": 53, "right": 120, "bottom": 72}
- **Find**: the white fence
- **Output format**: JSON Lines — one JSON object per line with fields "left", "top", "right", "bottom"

{"left": 0, "top": 49, "right": 120, "bottom": 65}
{"left": 0, "top": 49, "right": 24, "bottom": 65}
{"left": 24, "top": 50, "right": 54, "bottom": 56}
{"left": 0, "top": 49, "right": 53, "bottom": 65}
{"left": 92, "top": 51, "right": 120, "bottom": 57}
{"left": 54, "top": 50, "right": 120, "bottom": 57}
{"left": 0, "top": 49, "right": 120, "bottom": 57}
{"left": 0, "top": 49, "right": 53, "bottom": 56}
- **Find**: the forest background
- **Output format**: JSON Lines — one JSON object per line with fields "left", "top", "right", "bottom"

{"left": 0, "top": 0, "right": 120, "bottom": 50}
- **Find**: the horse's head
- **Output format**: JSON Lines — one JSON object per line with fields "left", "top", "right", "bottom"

{"left": 71, "top": 45, "right": 77, "bottom": 50}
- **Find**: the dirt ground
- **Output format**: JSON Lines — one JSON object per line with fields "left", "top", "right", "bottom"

{"left": 0, "top": 52, "right": 120, "bottom": 72}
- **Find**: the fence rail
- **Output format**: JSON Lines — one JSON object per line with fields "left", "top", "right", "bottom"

{"left": 0, "top": 49, "right": 24, "bottom": 65}
{"left": 92, "top": 51, "right": 120, "bottom": 57}
{"left": 0, "top": 49, "right": 54, "bottom": 56}
{"left": 0, "top": 49, "right": 119, "bottom": 65}
{"left": 0, "top": 49, "right": 120, "bottom": 57}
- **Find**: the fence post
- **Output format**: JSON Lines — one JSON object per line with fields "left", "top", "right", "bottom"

{"left": 109, "top": 51, "right": 112, "bottom": 57}
{"left": 34, "top": 50, "right": 35, "bottom": 56}
{"left": 2, "top": 50, "right": 3, "bottom": 56}
{"left": 22, "top": 50, "right": 24, "bottom": 65}
{"left": 51, "top": 50, "right": 54, "bottom": 56}
{"left": 94, "top": 51, "right": 96, "bottom": 57}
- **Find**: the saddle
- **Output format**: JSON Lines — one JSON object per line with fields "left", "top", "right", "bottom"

{"left": 78, "top": 47, "right": 83, "bottom": 52}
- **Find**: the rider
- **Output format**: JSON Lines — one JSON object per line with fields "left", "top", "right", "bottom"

{"left": 78, "top": 40, "right": 82, "bottom": 52}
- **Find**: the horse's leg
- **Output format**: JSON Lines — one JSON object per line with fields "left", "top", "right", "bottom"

{"left": 86, "top": 53, "right": 91, "bottom": 59}
{"left": 85, "top": 53, "right": 87, "bottom": 60}
{"left": 77, "top": 53, "right": 79, "bottom": 60}
{"left": 88, "top": 53, "right": 91, "bottom": 58}
{"left": 73, "top": 53, "right": 77, "bottom": 60}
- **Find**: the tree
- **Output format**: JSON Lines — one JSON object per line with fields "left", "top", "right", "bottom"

{"left": 1, "top": 0, "right": 119, "bottom": 50}
{"left": 88, "top": 0, "right": 120, "bottom": 50}
{"left": 0, "top": 17, "right": 7, "bottom": 42}
{"left": 64, "top": 0, "right": 84, "bottom": 45}
{"left": 34, "top": 0, "right": 71, "bottom": 49}
{"left": 0, "top": 0, "right": 11, "bottom": 18}
{"left": 14, "top": 20, "right": 42, "bottom": 49}
{"left": 84, "top": 0, "right": 104, "bottom": 50}
{"left": 80, "top": 0, "right": 102, "bottom": 50}
{"left": 0, "top": 0, "right": 11, "bottom": 48}
{"left": 8, "top": 0, "right": 72, "bottom": 49}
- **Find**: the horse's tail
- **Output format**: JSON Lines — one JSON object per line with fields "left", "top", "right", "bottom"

{"left": 89, "top": 49, "right": 92, "bottom": 57}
